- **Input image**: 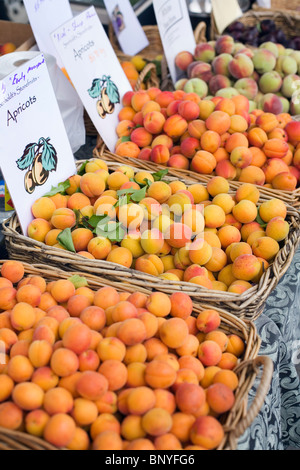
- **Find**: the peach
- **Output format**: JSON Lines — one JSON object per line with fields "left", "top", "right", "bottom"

{"left": 209, "top": 75, "right": 232, "bottom": 95}
{"left": 0, "top": 402, "right": 23, "bottom": 430}
{"left": 190, "top": 415, "right": 224, "bottom": 450}
{"left": 228, "top": 53, "right": 254, "bottom": 79}
{"left": 141, "top": 408, "right": 173, "bottom": 437}
{"left": 175, "top": 51, "right": 194, "bottom": 71}
{"left": 216, "top": 35, "right": 235, "bottom": 55}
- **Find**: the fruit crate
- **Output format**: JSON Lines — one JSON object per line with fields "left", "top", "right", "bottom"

{"left": 210, "top": 8, "right": 300, "bottom": 44}
{"left": 0, "top": 260, "right": 273, "bottom": 451}
{"left": 93, "top": 141, "right": 300, "bottom": 210}
{"left": 2, "top": 160, "right": 300, "bottom": 321}
{"left": 0, "top": 20, "right": 35, "bottom": 53}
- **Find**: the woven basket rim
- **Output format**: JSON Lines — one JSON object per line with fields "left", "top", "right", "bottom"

{"left": 2, "top": 160, "right": 300, "bottom": 321}
{"left": 0, "top": 260, "right": 273, "bottom": 451}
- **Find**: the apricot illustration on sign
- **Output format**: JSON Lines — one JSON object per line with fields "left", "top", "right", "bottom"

{"left": 16, "top": 137, "right": 58, "bottom": 194}
{"left": 88, "top": 76, "right": 120, "bottom": 119}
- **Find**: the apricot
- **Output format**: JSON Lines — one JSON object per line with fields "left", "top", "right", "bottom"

{"left": 7, "top": 354, "right": 34, "bottom": 382}
{"left": 43, "top": 413, "right": 76, "bottom": 448}
{"left": 145, "top": 292, "right": 171, "bottom": 318}
{"left": 145, "top": 360, "right": 177, "bottom": 389}
{"left": 74, "top": 370, "right": 108, "bottom": 401}
{"left": 98, "top": 360, "right": 128, "bottom": 392}
{"left": 198, "top": 341, "right": 223, "bottom": 367}
{"left": 97, "top": 337, "right": 126, "bottom": 362}
{"left": 206, "top": 111, "right": 231, "bottom": 135}
{"left": 158, "top": 317, "right": 189, "bottom": 350}
{"left": 217, "top": 352, "right": 238, "bottom": 370}
{"left": 50, "top": 348, "right": 79, "bottom": 378}
{"left": 204, "top": 204, "right": 226, "bottom": 229}
{"left": 252, "top": 237, "right": 280, "bottom": 261}
{"left": 106, "top": 247, "right": 133, "bottom": 269}
{"left": 259, "top": 199, "right": 287, "bottom": 223}
{"left": 62, "top": 323, "right": 92, "bottom": 355}
{"left": 12, "top": 382, "right": 44, "bottom": 411}
{"left": 42, "top": 387, "right": 73, "bottom": 416}
{"left": 266, "top": 217, "right": 290, "bottom": 242}
{"left": 191, "top": 151, "right": 217, "bottom": 174}
{"left": 0, "top": 375, "right": 14, "bottom": 402}
{"left": 232, "top": 200, "right": 258, "bottom": 224}
{"left": 190, "top": 415, "right": 224, "bottom": 449}
{"left": 204, "top": 247, "right": 227, "bottom": 273}
{"left": 1, "top": 260, "right": 24, "bottom": 284}
{"left": 0, "top": 401, "right": 23, "bottom": 430}
{"left": 28, "top": 340, "right": 53, "bottom": 368}
{"left": 175, "top": 382, "right": 206, "bottom": 415}
{"left": 232, "top": 254, "right": 261, "bottom": 281}
{"left": 25, "top": 410, "right": 50, "bottom": 437}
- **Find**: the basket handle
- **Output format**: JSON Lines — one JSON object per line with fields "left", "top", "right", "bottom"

{"left": 194, "top": 22, "right": 207, "bottom": 44}
{"left": 134, "top": 62, "right": 158, "bottom": 91}
{"left": 232, "top": 356, "right": 274, "bottom": 439}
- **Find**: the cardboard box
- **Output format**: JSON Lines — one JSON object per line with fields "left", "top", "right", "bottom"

{"left": 0, "top": 20, "right": 35, "bottom": 51}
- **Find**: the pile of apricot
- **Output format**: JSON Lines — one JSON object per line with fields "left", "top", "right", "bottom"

{"left": 0, "top": 260, "right": 246, "bottom": 450}
{"left": 115, "top": 88, "right": 300, "bottom": 191}
{"left": 27, "top": 159, "right": 291, "bottom": 295}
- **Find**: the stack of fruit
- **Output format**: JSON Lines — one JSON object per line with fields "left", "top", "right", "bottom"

{"left": 0, "top": 260, "right": 246, "bottom": 450}
{"left": 121, "top": 55, "right": 162, "bottom": 91}
{"left": 175, "top": 36, "right": 300, "bottom": 115}
{"left": 26, "top": 159, "right": 292, "bottom": 295}
{"left": 114, "top": 87, "right": 300, "bottom": 190}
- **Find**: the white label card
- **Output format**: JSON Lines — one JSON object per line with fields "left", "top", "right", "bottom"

{"left": 153, "top": 0, "right": 196, "bottom": 85}
{"left": 51, "top": 6, "right": 132, "bottom": 153}
{"left": 23, "top": 0, "right": 73, "bottom": 68}
{"left": 103, "top": 0, "right": 149, "bottom": 56}
{"left": 0, "top": 53, "right": 77, "bottom": 235}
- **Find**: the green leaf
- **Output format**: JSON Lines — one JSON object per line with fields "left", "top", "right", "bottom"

{"left": 43, "top": 180, "right": 71, "bottom": 197}
{"left": 69, "top": 275, "right": 89, "bottom": 289}
{"left": 88, "top": 78, "right": 104, "bottom": 99}
{"left": 256, "top": 212, "right": 268, "bottom": 229}
{"left": 57, "top": 228, "right": 76, "bottom": 253}
{"left": 152, "top": 169, "right": 169, "bottom": 181}
{"left": 130, "top": 186, "right": 147, "bottom": 203}
{"left": 89, "top": 215, "right": 110, "bottom": 229}
{"left": 106, "top": 77, "right": 120, "bottom": 104}
{"left": 39, "top": 137, "right": 58, "bottom": 172}
{"left": 115, "top": 194, "right": 131, "bottom": 208}
{"left": 121, "top": 136, "right": 131, "bottom": 143}
{"left": 16, "top": 142, "right": 37, "bottom": 170}
{"left": 77, "top": 161, "right": 89, "bottom": 176}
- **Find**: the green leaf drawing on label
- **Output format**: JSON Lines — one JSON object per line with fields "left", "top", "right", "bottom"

{"left": 106, "top": 77, "right": 120, "bottom": 104}
{"left": 88, "top": 78, "right": 103, "bottom": 99}
{"left": 57, "top": 228, "right": 76, "bottom": 253}
{"left": 39, "top": 137, "right": 58, "bottom": 172}
{"left": 69, "top": 275, "right": 89, "bottom": 289}
{"left": 16, "top": 142, "right": 37, "bottom": 170}
{"left": 43, "top": 180, "right": 71, "bottom": 197}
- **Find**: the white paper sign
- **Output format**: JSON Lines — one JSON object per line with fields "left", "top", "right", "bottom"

{"left": 153, "top": 0, "right": 196, "bottom": 85}
{"left": 103, "top": 0, "right": 149, "bottom": 56}
{"left": 211, "top": 0, "right": 243, "bottom": 35}
{"left": 23, "top": 0, "right": 73, "bottom": 68}
{"left": 0, "top": 53, "right": 77, "bottom": 235}
{"left": 51, "top": 6, "right": 132, "bottom": 153}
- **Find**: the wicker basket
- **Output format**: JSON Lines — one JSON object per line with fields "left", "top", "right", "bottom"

{"left": 211, "top": 8, "right": 300, "bottom": 40}
{"left": 3, "top": 160, "right": 300, "bottom": 321}
{"left": 93, "top": 142, "right": 300, "bottom": 210}
{"left": 253, "top": 1, "right": 300, "bottom": 13}
{"left": 0, "top": 261, "right": 273, "bottom": 451}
